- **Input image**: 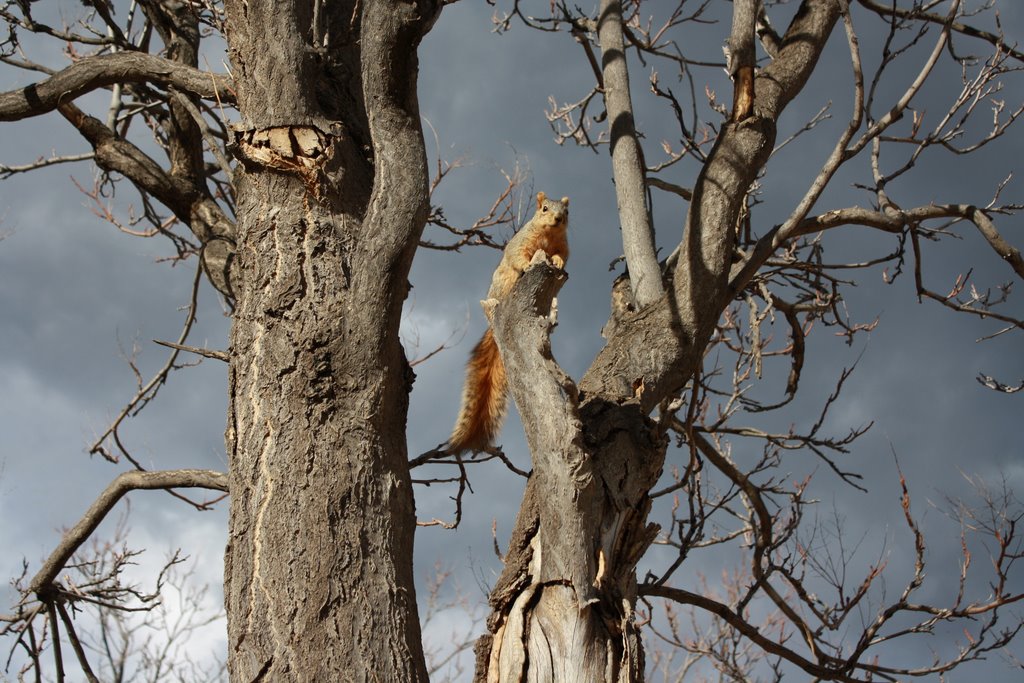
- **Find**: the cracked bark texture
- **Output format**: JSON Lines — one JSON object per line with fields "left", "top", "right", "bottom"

{"left": 223, "top": 1, "right": 439, "bottom": 680}
{"left": 475, "top": 2, "right": 842, "bottom": 680}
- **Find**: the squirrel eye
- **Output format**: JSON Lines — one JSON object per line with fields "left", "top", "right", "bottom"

{"left": 542, "top": 206, "right": 549, "bottom": 212}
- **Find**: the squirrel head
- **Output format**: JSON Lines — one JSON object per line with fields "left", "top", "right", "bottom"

{"left": 534, "top": 191, "right": 569, "bottom": 228}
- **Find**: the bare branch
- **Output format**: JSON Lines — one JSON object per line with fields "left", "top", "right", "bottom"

{"left": 56, "top": 102, "right": 237, "bottom": 298}
{"left": 641, "top": 583, "right": 841, "bottom": 680}
{"left": 90, "top": 262, "right": 206, "bottom": 460}
{"left": 152, "top": 339, "right": 229, "bottom": 363}
{"left": 755, "top": 1, "right": 781, "bottom": 58}
{"left": 731, "top": 202, "right": 1020, "bottom": 296}
{"left": 849, "top": 0, "right": 959, "bottom": 157}
{"left": 0, "top": 52, "right": 234, "bottom": 122}
{"left": 856, "top": 0, "right": 1024, "bottom": 63}
{"left": 970, "top": 205, "right": 1024, "bottom": 278}
{"left": 26, "top": 469, "right": 228, "bottom": 598}
{"left": 598, "top": 0, "right": 664, "bottom": 308}
{"left": 0, "top": 152, "right": 94, "bottom": 178}
{"left": 646, "top": 176, "right": 693, "bottom": 201}
{"left": 977, "top": 373, "right": 1024, "bottom": 394}
{"left": 726, "top": 0, "right": 757, "bottom": 123}
{"left": 54, "top": 602, "right": 99, "bottom": 683}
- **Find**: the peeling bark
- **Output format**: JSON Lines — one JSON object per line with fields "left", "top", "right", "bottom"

{"left": 728, "top": 0, "right": 758, "bottom": 122}
{"left": 475, "top": 260, "right": 661, "bottom": 682}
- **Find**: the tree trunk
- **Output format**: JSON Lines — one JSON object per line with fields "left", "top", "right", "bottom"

{"left": 222, "top": 1, "right": 438, "bottom": 679}
{"left": 475, "top": 2, "right": 842, "bottom": 680}
{"left": 472, "top": 263, "right": 665, "bottom": 682}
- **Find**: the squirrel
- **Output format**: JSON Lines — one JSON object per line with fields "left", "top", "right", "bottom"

{"left": 447, "top": 191, "right": 570, "bottom": 454}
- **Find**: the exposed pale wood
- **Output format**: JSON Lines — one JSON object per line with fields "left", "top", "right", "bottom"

{"left": 477, "top": 4, "right": 845, "bottom": 681}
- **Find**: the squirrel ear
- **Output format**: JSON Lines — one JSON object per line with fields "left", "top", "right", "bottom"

{"left": 561, "top": 196, "right": 569, "bottom": 206}
{"left": 536, "top": 191, "right": 546, "bottom": 208}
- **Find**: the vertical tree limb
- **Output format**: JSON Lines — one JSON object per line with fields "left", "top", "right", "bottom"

{"left": 598, "top": 0, "right": 664, "bottom": 309}
{"left": 728, "top": 0, "right": 758, "bottom": 122}
{"left": 582, "top": 0, "right": 843, "bottom": 409}
{"left": 222, "top": 1, "right": 440, "bottom": 680}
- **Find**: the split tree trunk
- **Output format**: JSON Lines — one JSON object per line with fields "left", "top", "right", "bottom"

{"left": 222, "top": 1, "right": 439, "bottom": 679}
{"left": 475, "top": 2, "right": 842, "bottom": 681}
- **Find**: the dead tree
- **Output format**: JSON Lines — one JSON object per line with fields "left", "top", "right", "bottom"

{"left": 1, "top": 1, "right": 1022, "bottom": 681}
{"left": 475, "top": 0, "right": 1023, "bottom": 679}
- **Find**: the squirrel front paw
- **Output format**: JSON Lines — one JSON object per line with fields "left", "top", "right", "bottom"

{"left": 528, "top": 249, "right": 565, "bottom": 270}
{"left": 481, "top": 297, "right": 499, "bottom": 323}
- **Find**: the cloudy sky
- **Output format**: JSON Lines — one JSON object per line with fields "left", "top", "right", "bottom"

{"left": 1, "top": 1, "right": 1023, "bottom": 680}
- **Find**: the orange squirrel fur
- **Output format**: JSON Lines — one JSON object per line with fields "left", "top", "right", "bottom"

{"left": 448, "top": 192, "right": 570, "bottom": 454}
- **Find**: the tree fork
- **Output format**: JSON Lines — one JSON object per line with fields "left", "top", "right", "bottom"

{"left": 475, "top": 4, "right": 844, "bottom": 680}
{"left": 223, "top": 0, "right": 439, "bottom": 679}
{"left": 476, "top": 259, "right": 664, "bottom": 682}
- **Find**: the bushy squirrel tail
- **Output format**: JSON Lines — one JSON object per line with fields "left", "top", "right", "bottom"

{"left": 448, "top": 328, "right": 508, "bottom": 454}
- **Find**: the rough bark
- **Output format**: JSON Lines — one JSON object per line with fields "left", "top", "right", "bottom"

{"left": 476, "top": 2, "right": 842, "bottom": 681}
{"left": 223, "top": 1, "right": 439, "bottom": 680}
{"left": 5, "top": 0, "right": 1020, "bottom": 681}
{"left": 477, "top": 259, "right": 663, "bottom": 682}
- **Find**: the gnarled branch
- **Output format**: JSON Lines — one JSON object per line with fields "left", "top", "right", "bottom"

{"left": 0, "top": 52, "right": 233, "bottom": 122}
